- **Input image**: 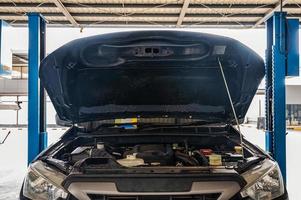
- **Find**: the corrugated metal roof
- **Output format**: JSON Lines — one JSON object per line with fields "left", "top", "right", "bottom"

{"left": 0, "top": 0, "right": 300, "bottom": 28}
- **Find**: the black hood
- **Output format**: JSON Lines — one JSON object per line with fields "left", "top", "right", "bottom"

{"left": 40, "top": 31, "right": 264, "bottom": 124}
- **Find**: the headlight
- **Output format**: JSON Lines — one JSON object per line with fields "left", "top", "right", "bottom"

{"left": 23, "top": 166, "right": 68, "bottom": 200}
{"left": 241, "top": 162, "right": 285, "bottom": 200}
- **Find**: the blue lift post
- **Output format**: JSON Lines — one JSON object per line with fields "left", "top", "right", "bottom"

{"left": 27, "top": 13, "right": 47, "bottom": 164}
{"left": 265, "top": 17, "right": 273, "bottom": 153}
{"left": 265, "top": 12, "right": 299, "bottom": 183}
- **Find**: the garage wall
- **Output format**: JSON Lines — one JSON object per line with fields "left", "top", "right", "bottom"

{"left": 245, "top": 94, "right": 265, "bottom": 123}
{"left": 0, "top": 79, "right": 27, "bottom": 94}
{"left": 244, "top": 85, "right": 301, "bottom": 124}
{"left": 286, "top": 85, "right": 301, "bottom": 104}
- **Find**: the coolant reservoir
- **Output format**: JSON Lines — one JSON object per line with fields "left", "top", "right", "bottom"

{"left": 117, "top": 153, "right": 145, "bottom": 167}
{"left": 209, "top": 154, "right": 222, "bottom": 166}
{"left": 234, "top": 146, "right": 243, "bottom": 154}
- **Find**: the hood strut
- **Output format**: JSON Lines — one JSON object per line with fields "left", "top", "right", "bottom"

{"left": 217, "top": 57, "right": 244, "bottom": 158}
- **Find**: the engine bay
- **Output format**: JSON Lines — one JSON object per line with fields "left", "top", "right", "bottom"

{"left": 69, "top": 143, "right": 244, "bottom": 167}
{"left": 51, "top": 133, "right": 255, "bottom": 172}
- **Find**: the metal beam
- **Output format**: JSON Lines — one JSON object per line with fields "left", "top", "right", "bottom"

{"left": 9, "top": 21, "right": 261, "bottom": 28}
{"left": 265, "top": 17, "right": 273, "bottom": 153}
{"left": 264, "top": 11, "right": 299, "bottom": 183}
{"left": 51, "top": 0, "right": 79, "bottom": 27}
{"left": 253, "top": 0, "right": 288, "bottom": 28}
{"left": 0, "top": 13, "right": 265, "bottom": 18}
{"left": 39, "top": 15, "right": 47, "bottom": 152}
{"left": 272, "top": 12, "right": 287, "bottom": 182}
{"left": 27, "top": 13, "right": 47, "bottom": 164}
{"left": 28, "top": 13, "right": 41, "bottom": 164}
{"left": 176, "top": 0, "right": 190, "bottom": 27}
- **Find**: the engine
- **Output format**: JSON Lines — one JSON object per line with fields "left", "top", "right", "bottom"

{"left": 61, "top": 141, "right": 245, "bottom": 168}
{"left": 123, "top": 144, "right": 174, "bottom": 166}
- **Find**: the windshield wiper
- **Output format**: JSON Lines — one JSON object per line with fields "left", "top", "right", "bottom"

{"left": 135, "top": 120, "right": 224, "bottom": 131}
{"left": 81, "top": 118, "right": 224, "bottom": 133}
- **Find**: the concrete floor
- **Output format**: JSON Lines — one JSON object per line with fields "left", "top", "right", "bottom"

{"left": 0, "top": 126, "right": 300, "bottom": 200}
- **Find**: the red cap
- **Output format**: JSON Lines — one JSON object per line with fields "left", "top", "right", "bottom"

{"left": 200, "top": 149, "right": 213, "bottom": 156}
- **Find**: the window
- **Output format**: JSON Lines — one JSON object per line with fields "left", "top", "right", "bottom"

{"left": 286, "top": 104, "right": 301, "bottom": 125}
{"left": 12, "top": 52, "right": 28, "bottom": 79}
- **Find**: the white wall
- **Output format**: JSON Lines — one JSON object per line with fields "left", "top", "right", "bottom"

{"left": 0, "top": 79, "right": 27, "bottom": 94}
{"left": 286, "top": 85, "right": 301, "bottom": 104}
{"left": 244, "top": 85, "right": 301, "bottom": 123}
{"left": 245, "top": 94, "right": 265, "bottom": 123}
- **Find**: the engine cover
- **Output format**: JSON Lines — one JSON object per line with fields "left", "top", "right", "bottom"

{"left": 124, "top": 144, "right": 174, "bottom": 165}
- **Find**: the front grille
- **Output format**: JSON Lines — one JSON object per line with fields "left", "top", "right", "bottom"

{"left": 87, "top": 194, "right": 221, "bottom": 200}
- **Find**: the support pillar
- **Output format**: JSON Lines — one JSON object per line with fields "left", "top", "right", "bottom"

{"left": 265, "top": 17, "right": 273, "bottom": 153}
{"left": 27, "top": 13, "right": 47, "bottom": 164}
{"left": 265, "top": 12, "right": 299, "bottom": 183}
{"left": 272, "top": 12, "right": 287, "bottom": 181}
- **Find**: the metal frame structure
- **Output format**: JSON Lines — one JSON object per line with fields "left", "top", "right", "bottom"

{"left": 27, "top": 13, "right": 47, "bottom": 164}
{"left": 265, "top": 11, "right": 299, "bottom": 182}
{"left": 0, "top": 1, "right": 301, "bottom": 28}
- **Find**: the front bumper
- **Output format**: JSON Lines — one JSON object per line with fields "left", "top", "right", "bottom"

{"left": 20, "top": 182, "right": 289, "bottom": 200}
{"left": 60, "top": 170, "right": 247, "bottom": 200}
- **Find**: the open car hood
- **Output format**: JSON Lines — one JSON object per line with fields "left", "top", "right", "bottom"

{"left": 40, "top": 31, "right": 264, "bottom": 124}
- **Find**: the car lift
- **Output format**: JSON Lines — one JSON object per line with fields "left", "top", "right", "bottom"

{"left": 265, "top": 12, "right": 299, "bottom": 182}
{"left": 27, "top": 13, "right": 47, "bottom": 164}
{"left": 25, "top": 12, "right": 299, "bottom": 185}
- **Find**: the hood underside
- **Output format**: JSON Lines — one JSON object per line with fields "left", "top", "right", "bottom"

{"left": 40, "top": 31, "right": 264, "bottom": 124}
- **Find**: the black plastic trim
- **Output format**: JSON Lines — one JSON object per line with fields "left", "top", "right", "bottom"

{"left": 62, "top": 172, "right": 247, "bottom": 191}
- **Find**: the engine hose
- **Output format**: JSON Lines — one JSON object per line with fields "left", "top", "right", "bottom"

{"left": 174, "top": 151, "right": 199, "bottom": 166}
{"left": 192, "top": 150, "right": 209, "bottom": 166}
